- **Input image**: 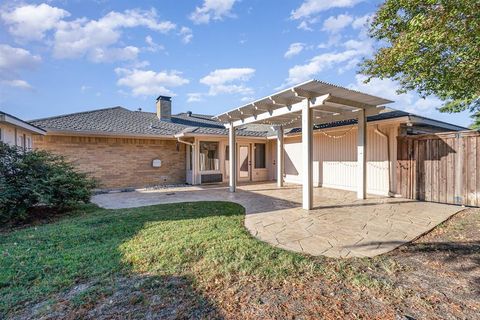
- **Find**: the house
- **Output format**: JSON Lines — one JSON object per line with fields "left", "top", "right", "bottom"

{"left": 30, "top": 80, "right": 465, "bottom": 199}
{"left": 0, "top": 111, "right": 45, "bottom": 149}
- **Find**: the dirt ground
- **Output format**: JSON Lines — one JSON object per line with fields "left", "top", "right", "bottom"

{"left": 11, "top": 208, "right": 479, "bottom": 320}
{"left": 208, "top": 209, "right": 479, "bottom": 319}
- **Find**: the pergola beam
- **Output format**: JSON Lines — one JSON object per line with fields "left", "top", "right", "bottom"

{"left": 226, "top": 94, "right": 330, "bottom": 128}
{"left": 292, "top": 87, "right": 320, "bottom": 99}
{"left": 326, "top": 95, "right": 374, "bottom": 109}
{"left": 269, "top": 96, "right": 299, "bottom": 106}
{"left": 315, "top": 105, "right": 356, "bottom": 114}
{"left": 314, "top": 106, "right": 385, "bottom": 122}
{"left": 221, "top": 95, "right": 383, "bottom": 127}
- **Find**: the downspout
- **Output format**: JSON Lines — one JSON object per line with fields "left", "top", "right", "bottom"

{"left": 374, "top": 125, "right": 393, "bottom": 196}
{"left": 176, "top": 136, "right": 196, "bottom": 185}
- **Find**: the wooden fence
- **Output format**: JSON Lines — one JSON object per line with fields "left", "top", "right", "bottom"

{"left": 397, "top": 130, "right": 480, "bottom": 206}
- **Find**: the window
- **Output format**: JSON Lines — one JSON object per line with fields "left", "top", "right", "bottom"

{"left": 254, "top": 143, "right": 266, "bottom": 168}
{"left": 199, "top": 141, "right": 219, "bottom": 171}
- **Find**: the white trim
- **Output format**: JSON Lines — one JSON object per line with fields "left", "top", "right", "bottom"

{"left": 0, "top": 113, "right": 45, "bottom": 135}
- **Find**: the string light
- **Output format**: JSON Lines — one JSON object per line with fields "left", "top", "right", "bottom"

{"left": 259, "top": 115, "right": 302, "bottom": 127}
{"left": 240, "top": 113, "right": 356, "bottom": 140}
{"left": 318, "top": 124, "right": 355, "bottom": 139}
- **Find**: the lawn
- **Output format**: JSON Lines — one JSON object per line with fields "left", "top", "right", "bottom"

{"left": 0, "top": 202, "right": 320, "bottom": 318}
{"left": 1, "top": 202, "right": 478, "bottom": 319}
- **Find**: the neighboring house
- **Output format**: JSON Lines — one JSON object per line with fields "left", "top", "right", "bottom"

{"left": 0, "top": 111, "right": 45, "bottom": 149}
{"left": 30, "top": 87, "right": 465, "bottom": 195}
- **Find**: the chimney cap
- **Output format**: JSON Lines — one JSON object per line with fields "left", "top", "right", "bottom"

{"left": 186, "top": 111, "right": 192, "bottom": 117}
{"left": 156, "top": 95, "right": 171, "bottom": 102}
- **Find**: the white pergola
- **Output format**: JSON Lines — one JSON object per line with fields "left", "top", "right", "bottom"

{"left": 215, "top": 79, "right": 393, "bottom": 210}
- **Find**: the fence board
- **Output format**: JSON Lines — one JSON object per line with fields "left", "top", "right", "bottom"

{"left": 397, "top": 131, "right": 480, "bottom": 207}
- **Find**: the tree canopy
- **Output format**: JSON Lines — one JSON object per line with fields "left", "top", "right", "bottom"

{"left": 360, "top": 0, "right": 480, "bottom": 127}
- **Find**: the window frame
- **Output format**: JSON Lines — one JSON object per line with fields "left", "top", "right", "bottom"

{"left": 199, "top": 141, "right": 220, "bottom": 172}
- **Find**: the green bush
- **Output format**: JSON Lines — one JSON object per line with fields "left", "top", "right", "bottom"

{"left": 0, "top": 142, "right": 96, "bottom": 223}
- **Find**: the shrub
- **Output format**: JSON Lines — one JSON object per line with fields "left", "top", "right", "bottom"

{"left": 0, "top": 142, "right": 96, "bottom": 223}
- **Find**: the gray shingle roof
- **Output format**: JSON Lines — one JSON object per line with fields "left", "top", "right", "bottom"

{"left": 29, "top": 107, "right": 272, "bottom": 138}
{"left": 31, "top": 107, "right": 460, "bottom": 138}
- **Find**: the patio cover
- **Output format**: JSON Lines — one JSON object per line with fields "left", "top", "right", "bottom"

{"left": 214, "top": 79, "right": 394, "bottom": 210}
{"left": 215, "top": 79, "right": 393, "bottom": 129}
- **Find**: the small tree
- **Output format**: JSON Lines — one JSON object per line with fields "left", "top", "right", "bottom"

{"left": 0, "top": 143, "right": 96, "bottom": 223}
{"left": 360, "top": 0, "right": 480, "bottom": 127}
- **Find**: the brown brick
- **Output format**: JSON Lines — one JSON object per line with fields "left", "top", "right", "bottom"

{"left": 34, "top": 135, "right": 186, "bottom": 189}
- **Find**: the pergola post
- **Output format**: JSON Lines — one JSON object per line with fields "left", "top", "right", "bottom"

{"left": 192, "top": 139, "right": 199, "bottom": 185}
{"left": 229, "top": 124, "right": 237, "bottom": 192}
{"left": 302, "top": 100, "right": 313, "bottom": 210}
{"left": 276, "top": 126, "right": 284, "bottom": 188}
{"left": 357, "top": 109, "right": 367, "bottom": 199}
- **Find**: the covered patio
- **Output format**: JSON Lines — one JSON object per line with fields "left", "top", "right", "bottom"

{"left": 92, "top": 182, "right": 462, "bottom": 258}
{"left": 214, "top": 79, "right": 393, "bottom": 209}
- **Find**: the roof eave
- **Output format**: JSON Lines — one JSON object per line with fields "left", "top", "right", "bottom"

{"left": 0, "top": 112, "right": 46, "bottom": 135}
{"left": 408, "top": 115, "right": 468, "bottom": 131}
{"left": 41, "top": 129, "right": 177, "bottom": 139}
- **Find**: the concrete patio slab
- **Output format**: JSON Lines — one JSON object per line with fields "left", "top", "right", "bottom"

{"left": 92, "top": 182, "right": 463, "bottom": 258}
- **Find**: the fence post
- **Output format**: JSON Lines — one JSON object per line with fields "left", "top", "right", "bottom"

{"left": 454, "top": 132, "right": 464, "bottom": 205}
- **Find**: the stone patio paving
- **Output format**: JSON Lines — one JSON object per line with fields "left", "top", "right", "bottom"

{"left": 92, "top": 183, "right": 463, "bottom": 258}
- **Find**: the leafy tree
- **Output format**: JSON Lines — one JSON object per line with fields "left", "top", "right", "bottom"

{"left": 360, "top": 0, "right": 480, "bottom": 127}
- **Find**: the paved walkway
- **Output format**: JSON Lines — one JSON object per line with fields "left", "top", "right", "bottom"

{"left": 92, "top": 183, "right": 462, "bottom": 258}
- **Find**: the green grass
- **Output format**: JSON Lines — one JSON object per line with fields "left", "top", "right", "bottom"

{"left": 0, "top": 201, "right": 324, "bottom": 316}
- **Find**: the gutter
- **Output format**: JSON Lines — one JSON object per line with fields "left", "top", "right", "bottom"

{"left": 176, "top": 136, "right": 195, "bottom": 146}
{"left": 39, "top": 129, "right": 176, "bottom": 139}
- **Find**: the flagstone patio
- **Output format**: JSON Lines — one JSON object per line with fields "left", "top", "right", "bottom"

{"left": 92, "top": 182, "right": 463, "bottom": 258}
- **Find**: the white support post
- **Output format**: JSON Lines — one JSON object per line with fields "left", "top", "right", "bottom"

{"left": 229, "top": 124, "right": 237, "bottom": 192}
{"left": 277, "top": 126, "right": 284, "bottom": 188}
{"left": 357, "top": 109, "right": 367, "bottom": 199}
{"left": 192, "top": 139, "right": 199, "bottom": 185}
{"left": 302, "top": 100, "right": 313, "bottom": 210}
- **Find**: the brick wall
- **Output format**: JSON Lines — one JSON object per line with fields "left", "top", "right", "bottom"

{"left": 34, "top": 135, "right": 186, "bottom": 189}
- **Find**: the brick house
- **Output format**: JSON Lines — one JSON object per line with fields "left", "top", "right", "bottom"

{"left": 31, "top": 96, "right": 271, "bottom": 189}
{"left": 30, "top": 81, "right": 465, "bottom": 194}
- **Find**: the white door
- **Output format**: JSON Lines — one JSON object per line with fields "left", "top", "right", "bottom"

{"left": 238, "top": 144, "right": 251, "bottom": 181}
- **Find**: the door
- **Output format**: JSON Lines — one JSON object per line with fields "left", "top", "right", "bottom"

{"left": 238, "top": 144, "right": 251, "bottom": 181}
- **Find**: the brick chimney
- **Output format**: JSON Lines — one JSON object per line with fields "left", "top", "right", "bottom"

{"left": 156, "top": 95, "right": 171, "bottom": 121}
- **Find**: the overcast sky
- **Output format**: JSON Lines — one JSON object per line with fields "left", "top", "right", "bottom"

{"left": 0, "top": 0, "right": 471, "bottom": 126}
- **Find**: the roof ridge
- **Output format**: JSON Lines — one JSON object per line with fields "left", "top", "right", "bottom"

{"left": 29, "top": 106, "right": 127, "bottom": 122}
{"left": 175, "top": 112, "right": 214, "bottom": 116}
